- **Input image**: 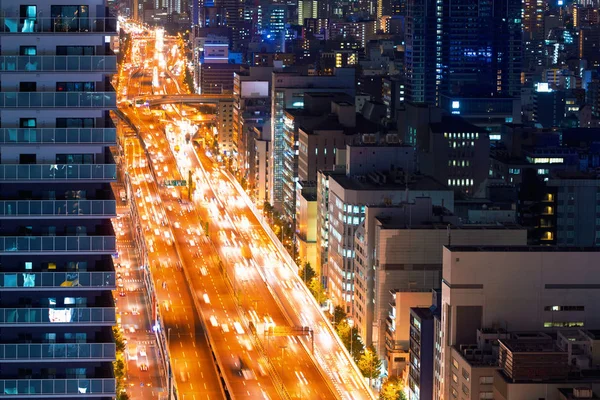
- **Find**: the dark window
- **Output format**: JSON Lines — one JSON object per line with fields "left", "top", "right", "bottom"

{"left": 56, "top": 46, "right": 95, "bottom": 55}
{"left": 56, "top": 118, "right": 94, "bottom": 128}
{"left": 51, "top": 5, "right": 89, "bottom": 32}
{"left": 19, "top": 154, "right": 36, "bottom": 164}
{"left": 19, "top": 46, "right": 37, "bottom": 55}
{"left": 19, "top": 82, "right": 36, "bottom": 92}
{"left": 19, "top": 118, "right": 36, "bottom": 128}
{"left": 56, "top": 154, "right": 94, "bottom": 164}
{"left": 56, "top": 82, "right": 95, "bottom": 92}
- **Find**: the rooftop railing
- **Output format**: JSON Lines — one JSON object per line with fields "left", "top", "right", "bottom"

{"left": 0, "top": 128, "right": 116, "bottom": 144}
{"left": 0, "top": 378, "right": 115, "bottom": 397}
{"left": 0, "top": 236, "right": 116, "bottom": 253}
{"left": 0, "top": 307, "right": 116, "bottom": 325}
{"left": 0, "top": 55, "right": 117, "bottom": 72}
{"left": 0, "top": 343, "right": 116, "bottom": 361}
{"left": 0, "top": 92, "right": 116, "bottom": 109}
{"left": 0, "top": 271, "right": 116, "bottom": 289}
{"left": 0, "top": 164, "right": 116, "bottom": 181}
{"left": 0, "top": 17, "right": 117, "bottom": 34}
{"left": 0, "top": 200, "right": 117, "bottom": 217}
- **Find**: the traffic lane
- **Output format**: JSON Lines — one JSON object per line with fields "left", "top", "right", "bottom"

{"left": 146, "top": 218, "right": 222, "bottom": 399}
{"left": 207, "top": 168, "right": 371, "bottom": 398}
{"left": 171, "top": 219, "right": 277, "bottom": 399}
{"left": 125, "top": 148, "right": 223, "bottom": 399}
{"left": 187, "top": 200, "right": 333, "bottom": 399}
{"left": 188, "top": 150, "right": 345, "bottom": 399}
{"left": 182, "top": 150, "right": 336, "bottom": 398}
{"left": 115, "top": 217, "right": 163, "bottom": 399}
{"left": 144, "top": 155, "right": 268, "bottom": 400}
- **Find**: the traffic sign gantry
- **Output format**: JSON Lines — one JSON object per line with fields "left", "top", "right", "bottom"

{"left": 164, "top": 180, "right": 187, "bottom": 187}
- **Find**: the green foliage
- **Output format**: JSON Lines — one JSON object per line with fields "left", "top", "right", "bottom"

{"left": 308, "top": 278, "right": 327, "bottom": 304}
{"left": 183, "top": 66, "right": 194, "bottom": 94}
{"left": 118, "top": 392, "right": 130, "bottom": 400}
{"left": 113, "top": 326, "right": 125, "bottom": 353}
{"left": 379, "top": 376, "right": 405, "bottom": 400}
{"left": 332, "top": 305, "right": 347, "bottom": 327}
{"left": 357, "top": 345, "right": 382, "bottom": 380}
{"left": 300, "top": 262, "right": 316, "bottom": 284}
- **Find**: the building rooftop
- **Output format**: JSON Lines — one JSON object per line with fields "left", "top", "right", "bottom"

{"left": 429, "top": 116, "right": 487, "bottom": 134}
{"left": 445, "top": 245, "right": 600, "bottom": 252}
{"left": 411, "top": 306, "right": 440, "bottom": 320}
{"left": 377, "top": 219, "right": 522, "bottom": 230}
{"left": 558, "top": 388, "right": 600, "bottom": 400}
{"left": 332, "top": 173, "right": 449, "bottom": 192}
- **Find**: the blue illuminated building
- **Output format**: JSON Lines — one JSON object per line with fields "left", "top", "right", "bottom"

{"left": 406, "top": 0, "right": 522, "bottom": 104}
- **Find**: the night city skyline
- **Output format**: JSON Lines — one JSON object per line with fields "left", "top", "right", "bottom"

{"left": 1, "top": 0, "right": 600, "bottom": 399}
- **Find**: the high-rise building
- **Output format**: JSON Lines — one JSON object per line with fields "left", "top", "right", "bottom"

{"left": 405, "top": 0, "right": 522, "bottom": 104}
{"left": 438, "top": 246, "right": 600, "bottom": 400}
{"left": 269, "top": 68, "right": 355, "bottom": 210}
{"left": 233, "top": 67, "right": 272, "bottom": 182}
{"left": 0, "top": 1, "right": 118, "bottom": 398}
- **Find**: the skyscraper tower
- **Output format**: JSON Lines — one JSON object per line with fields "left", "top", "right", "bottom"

{"left": 405, "top": 0, "right": 522, "bottom": 103}
{"left": 0, "top": 1, "right": 118, "bottom": 398}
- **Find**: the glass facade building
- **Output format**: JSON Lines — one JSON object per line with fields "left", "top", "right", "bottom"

{"left": 0, "top": 1, "right": 118, "bottom": 398}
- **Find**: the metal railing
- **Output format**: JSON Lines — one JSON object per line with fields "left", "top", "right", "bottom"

{"left": 0, "top": 200, "right": 117, "bottom": 217}
{"left": 0, "top": 92, "right": 116, "bottom": 108}
{"left": 0, "top": 128, "right": 116, "bottom": 144}
{"left": 0, "top": 17, "right": 117, "bottom": 34}
{"left": 0, "top": 271, "right": 116, "bottom": 289}
{"left": 0, "top": 236, "right": 116, "bottom": 253}
{"left": 0, "top": 343, "right": 116, "bottom": 361}
{"left": 0, "top": 55, "right": 117, "bottom": 72}
{"left": 0, "top": 307, "right": 116, "bottom": 325}
{"left": 0, "top": 164, "right": 116, "bottom": 181}
{"left": 0, "top": 378, "right": 116, "bottom": 396}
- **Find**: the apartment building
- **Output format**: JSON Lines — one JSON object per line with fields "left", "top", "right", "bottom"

{"left": 0, "top": 1, "right": 118, "bottom": 398}
{"left": 270, "top": 68, "right": 355, "bottom": 211}
{"left": 438, "top": 246, "right": 600, "bottom": 400}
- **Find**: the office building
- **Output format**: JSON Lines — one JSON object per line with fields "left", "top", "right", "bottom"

{"left": 322, "top": 172, "right": 452, "bottom": 313}
{"left": 405, "top": 0, "right": 521, "bottom": 104}
{"left": 419, "top": 116, "right": 490, "bottom": 196}
{"left": 353, "top": 198, "right": 527, "bottom": 370}
{"left": 0, "top": 1, "right": 118, "bottom": 398}
{"left": 438, "top": 94, "right": 521, "bottom": 134}
{"left": 270, "top": 68, "right": 355, "bottom": 211}
{"left": 547, "top": 175, "right": 600, "bottom": 246}
{"left": 254, "top": 125, "right": 271, "bottom": 206}
{"left": 233, "top": 67, "right": 272, "bottom": 180}
{"left": 438, "top": 246, "right": 600, "bottom": 400}
{"left": 408, "top": 305, "right": 441, "bottom": 400}
{"left": 299, "top": 0, "right": 319, "bottom": 25}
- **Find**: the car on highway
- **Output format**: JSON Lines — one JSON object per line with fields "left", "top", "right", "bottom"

{"left": 139, "top": 346, "right": 147, "bottom": 357}
{"left": 203, "top": 293, "right": 210, "bottom": 304}
{"left": 139, "top": 363, "right": 148, "bottom": 371}
{"left": 221, "top": 324, "right": 229, "bottom": 333}
{"left": 210, "top": 316, "right": 218, "bottom": 327}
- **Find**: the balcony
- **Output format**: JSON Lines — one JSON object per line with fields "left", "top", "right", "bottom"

{"left": 0, "top": 236, "right": 116, "bottom": 254}
{"left": 0, "top": 17, "right": 117, "bottom": 34}
{"left": 0, "top": 127, "right": 116, "bottom": 144}
{"left": 0, "top": 164, "right": 116, "bottom": 181}
{"left": 0, "top": 343, "right": 116, "bottom": 362}
{"left": 0, "top": 200, "right": 116, "bottom": 218}
{"left": 0, "top": 307, "right": 116, "bottom": 326}
{"left": 0, "top": 378, "right": 115, "bottom": 397}
{"left": 0, "top": 55, "right": 117, "bottom": 73}
{"left": 0, "top": 271, "right": 116, "bottom": 290}
{"left": 0, "top": 92, "right": 116, "bottom": 109}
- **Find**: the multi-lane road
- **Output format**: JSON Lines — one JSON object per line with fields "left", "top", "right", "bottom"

{"left": 116, "top": 26, "right": 374, "bottom": 400}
